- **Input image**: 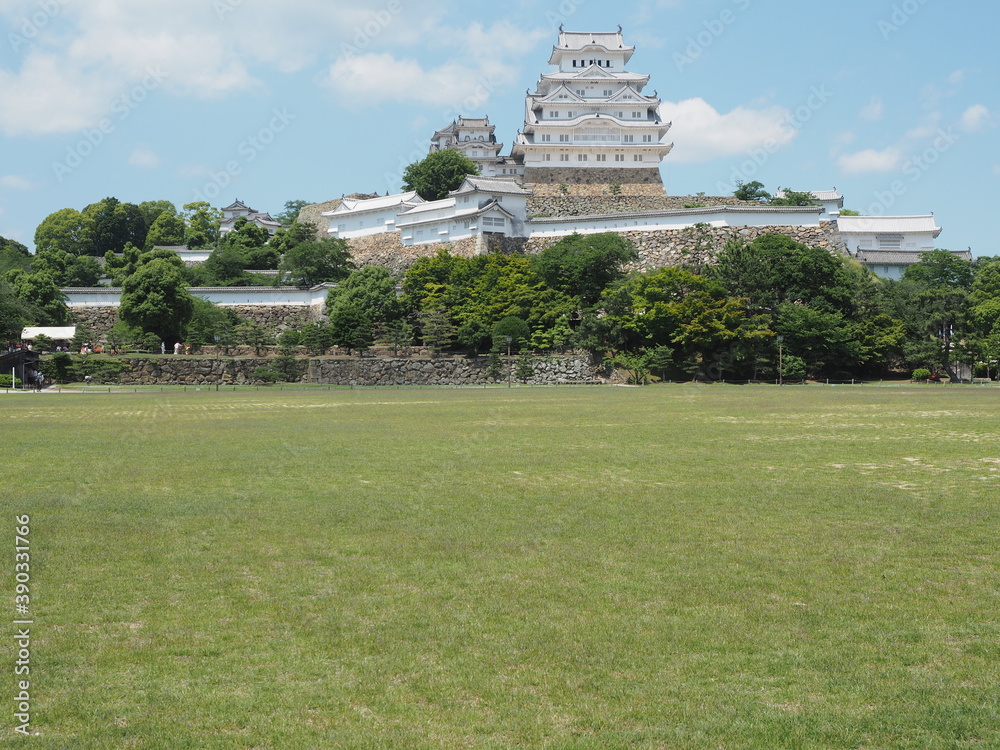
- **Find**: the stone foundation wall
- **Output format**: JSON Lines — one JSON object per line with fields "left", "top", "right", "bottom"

{"left": 70, "top": 307, "right": 119, "bottom": 339}
{"left": 524, "top": 222, "right": 849, "bottom": 270}
{"left": 527, "top": 195, "right": 763, "bottom": 217}
{"left": 115, "top": 354, "right": 604, "bottom": 386}
{"left": 347, "top": 232, "right": 481, "bottom": 274}
{"left": 69, "top": 304, "right": 325, "bottom": 342}
{"left": 306, "top": 353, "right": 602, "bottom": 386}
{"left": 228, "top": 304, "right": 324, "bottom": 331}
{"left": 523, "top": 167, "right": 665, "bottom": 192}
{"left": 117, "top": 357, "right": 309, "bottom": 385}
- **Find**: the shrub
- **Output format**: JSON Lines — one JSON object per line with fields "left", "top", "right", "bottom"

{"left": 514, "top": 354, "right": 535, "bottom": 383}
{"left": 492, "top": 316, "right": 530, "bottom": 353}
{"left": 73, "top": 358, "right": 131, "bottom": 384}
{"left": 0, "top": 374, "right": 22, "bottom": 388}
{"left": 249, "top": 367, "right": 282, "bottom": 384}
{"left": 912, "top": 368, "right": 931, "bottom": 382}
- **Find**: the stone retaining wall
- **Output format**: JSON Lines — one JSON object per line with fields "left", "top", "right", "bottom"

{"left": 346, "top": 232, "right": 481, "bottom": 275}
{"left": 228, "top": 305, "right": 323, "bottom": 330}
{"left": 523, "top": 167, "right": 665, "bottom": 192}
{"left": 70, "top": 307, "right": 119, "bottom": 339}
{"left": 114, "top": 354, "right": 603, "bottom": 386}
{"left": 527, "top": 195, "right": 762, "bottom": 217}
{"left": 524, "top": 222, "right": 849, "bottom": 270}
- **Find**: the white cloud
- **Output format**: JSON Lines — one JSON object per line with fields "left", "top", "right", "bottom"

{"left": 948, "top": 70, "right": 967, "bottom": 86}
{"left": 860, "top": 97, "right": 884, "bottom": 122}
{"left": 323, "top": 21, "right": 546, "bottom": 111}
{"left": 1, "top": 175, "right": 34, "bottom": 191}
{"left": 0, "top": 3, "right": 544, "bottom": 134}
{"left": 128, "top": 145, "right": 162, "bottom": 169}
{"left": 838, "top": 147, "right": 905, "bottom": 175}
{"left": 658, "top": 98, "right": 796, "bottom": 164}
{"left": 960, "top": 104, "right": 991, "bottom": 133}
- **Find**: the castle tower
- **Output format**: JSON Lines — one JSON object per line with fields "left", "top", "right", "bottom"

{"left": 429, "top": 116, "right": 522, "bottom": 179}
{"left": 511, "top": 27, "right": 673, "bottom": 190}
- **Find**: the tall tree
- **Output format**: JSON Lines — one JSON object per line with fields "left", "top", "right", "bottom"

{"left": 402, "top": 150, "right": 479, "bottom": 201}
{"left": 279, "top": 237, "right": 354, "bottom": 286}
{"left": 531, "top": 232, "right": 637, "bottom": 306}
{"left": 183, "top": 202, "right": 223, "bottom": 249}
{"left": 83, "top": 197, "right": 147, "bottom": 254}
{"left": 34, "top": 208, "right": 90, "bottom": 256}
{"left": 119, "top": 259, "right": 195, "bottom": 342}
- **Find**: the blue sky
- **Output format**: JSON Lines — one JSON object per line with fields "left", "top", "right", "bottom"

{"left": 0, "top": 0, "right": 997, "bottom": 255}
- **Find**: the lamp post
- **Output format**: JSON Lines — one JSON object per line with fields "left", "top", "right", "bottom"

{"left": 506, "top": 336, "right": 513, "bottom": 389}
{"left": 777, "top": 335, "right": 784, "bottom": 386}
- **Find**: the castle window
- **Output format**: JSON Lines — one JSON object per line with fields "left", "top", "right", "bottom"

{"left": 615, "top": 154, "right": 625, "bottom": 162}
{"left": 560, "top": 154, "right": 570, "bottom": 162}
{"left": 543, "top": 154, "right": 552, "bottom": 161}
{"left": 578, "top": 154, "right": 588, "bottom": 161}
{"left": 642, "top": 135, "right": 653, "bottom": 142}
{"left": 596, "top": 154, "right": 607, "bottom": 162}
{"left": 623, "top": 135, "right": 634, "bottom": 143}
{"left": 634, "top": 155, "right": 643, "bottom": 162}
{"left": 559, "top": 134, "right": 570, "bottom": 142}
{"left": 541, "top": 134, "right": 551, "bottom": 142}
{"left": 550, "top": 111, "right": 559, "bottom": 118}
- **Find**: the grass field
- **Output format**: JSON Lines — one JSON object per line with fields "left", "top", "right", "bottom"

{"left": 2, "top": 385, "right": 998, "bottom": 748}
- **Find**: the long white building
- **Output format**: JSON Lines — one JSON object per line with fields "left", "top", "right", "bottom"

{"left": 511, "top": 27, "right": 673, "bottom": 177}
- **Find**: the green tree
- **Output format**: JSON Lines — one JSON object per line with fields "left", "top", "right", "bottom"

{"left": 236, "top": 320, "right": 274, "bottom": 356}
{"left": 183, "top": 202, "right": 223, "bottom": 249}
{"left": 379, "top": 318, "right": 414, "bottom": 356}
{"left": 3, "top": 269, "right": 68, "bottom": 325}
{"left": 119, "top": 259, "right": 195, "bottom": 342}
{"left": 402, "top": 150, "right": 479, "bottom": 201}
{"left": 418, "top": 308, "right": 455, "bottom": 356}
{"left": 532, "top": 232, "right": 637, "bottom": 306}
{"left": 34, "top": 208, "right": 89, "bottom": 256}
{"left": 733, "top": 180, "right": 771, "bottom": 202}
{"left": 605, "top": 351, "right": 651, "bottom": 385}
{"left": 300, "top": 322, "right": 333, "bottom": 355}
{"left": 326, "top": 265, "right": 400, "bottom": 325}
{"left": 275, "top": 200, "right": 310, "bottom": 226}
{"left": 492, "top": 316, "right": 531, "bottom": 353}
{"left": 0, "top": 237, "right": 31, "bottom": 276}
{"left": 137, "top": 200, "right": 178, "bottom": 232}
{"left": 329, "top": 302, "right": 374, "bottom": 355}
{"left": 457, "top": 319, "right": 491, "bottom": 354}
{"left": 279, "top": 237, "right": 354, "bottom": 286}
{"left": 770, "top": 190, "right": 818, "bottom": 207}
{"left": 82, "top": 197, "right": 147, "bottom": 254}
{"left": 145, "top": 210, "right": 186, "bottom": 249}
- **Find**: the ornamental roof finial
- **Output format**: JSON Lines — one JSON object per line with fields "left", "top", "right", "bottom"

{"left": 559, "top": 23, "right": 564, "bottom": 33}
{"left": 618, "top": 24, "right": 623, "bottom": 33}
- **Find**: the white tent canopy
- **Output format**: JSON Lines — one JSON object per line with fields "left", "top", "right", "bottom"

{"left": 21, "top": 326, "right": 76, "bottom": 341}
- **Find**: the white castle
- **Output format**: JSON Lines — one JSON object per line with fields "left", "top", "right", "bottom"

{"left": 512, "top": 26, "right": 673, "bottom": 177}
{"left": 187, "top": 27, "right": 960, "bottom": 281}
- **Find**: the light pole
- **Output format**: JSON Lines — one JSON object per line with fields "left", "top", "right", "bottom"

{"left": 777, "top": 335, "right": 784, "bottom": 386}
{"left": 506, "top": 336, "right": 513, "bottom": 388}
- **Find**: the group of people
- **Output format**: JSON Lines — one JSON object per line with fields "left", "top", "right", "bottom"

{"left": 22, "top": 368, "right": 46, "bottom": 391}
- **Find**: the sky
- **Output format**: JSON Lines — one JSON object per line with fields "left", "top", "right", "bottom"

{"left": 0, "top": 0, "right": 997, "bottom": 256}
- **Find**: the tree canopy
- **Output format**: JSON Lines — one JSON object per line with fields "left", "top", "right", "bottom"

{"left": 402, "top": 150, "right": 479, "bottom": 201}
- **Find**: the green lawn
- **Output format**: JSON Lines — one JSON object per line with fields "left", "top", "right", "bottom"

{"left": 2, "top": 386, "right": 998, "bottom": 748}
